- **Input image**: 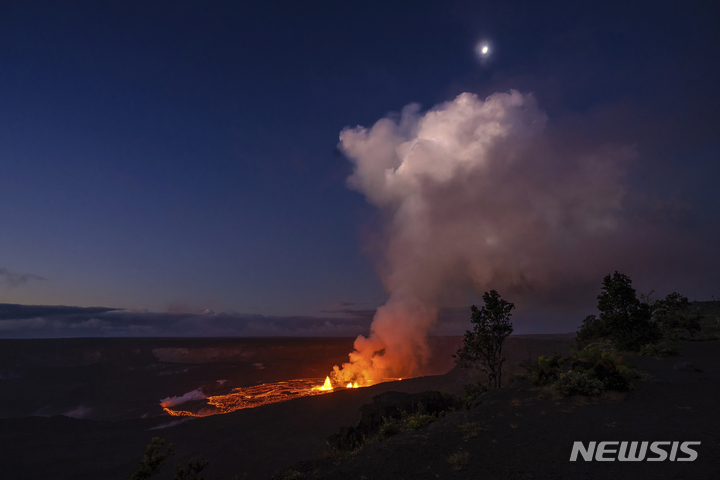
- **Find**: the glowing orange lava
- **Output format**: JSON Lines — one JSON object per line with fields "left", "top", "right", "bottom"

{"left": 162, "top": 407, "right": 195, "bottom": 417}
{"left": 316, "top": 376, "right": 333, "bottom": 391}
{"left": 160, "top": 376, "right": 401, "bottom": 417}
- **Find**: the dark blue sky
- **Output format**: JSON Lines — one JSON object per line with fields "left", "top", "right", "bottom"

{"left": 1, "top": 1, "right": 718, "bottom": 335}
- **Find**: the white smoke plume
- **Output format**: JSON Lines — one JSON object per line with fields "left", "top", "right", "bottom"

{"left": 160, "top": 388, "right": 206, "bottom": 407}
{"left": 333, "top": 90, "right": 632, "bottom": 384}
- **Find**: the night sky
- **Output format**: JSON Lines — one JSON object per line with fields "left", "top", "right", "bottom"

{"left": 1, "top": 1, "right": 719, "bottom": 337}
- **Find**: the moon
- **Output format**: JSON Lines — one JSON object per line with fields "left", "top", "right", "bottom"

{"left": 476, "top": 42, "right": 491, "bottom": 58}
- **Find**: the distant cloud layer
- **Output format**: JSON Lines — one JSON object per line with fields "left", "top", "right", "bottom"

{"left": 0, "top": 303, "right": 374, "bottom": 338}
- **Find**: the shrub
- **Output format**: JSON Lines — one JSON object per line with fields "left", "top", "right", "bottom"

{"left": 527, "top": 355, "right": 564, "bottom": 386}
{"left": 639, "top": 342, "right": 680, "bottom": 357}
{"left": 571, "top": 346, "right": 636, "bottom": 392}
{"left": 439, "top": 391, "right": 461, "bottom": 412}
{"left": 405, "top": 414, "right": 437, "bottom": 430}
{"left": 653, "top": 292, "right": 701, "bottom": 336}
{"left": 379, "top": 418, "right": 402, "bottom": 438}
{"left": 462, "top": 381, "right": 489, "bottom": 403}
{"left": 554, "top": 370, "right": 605, "bottom": 396}
{"left": 458, "top": 422, "right": 481, "bottom": 440}
{"left": 446, "top": 450, "right": 469, "bottom": 471}
{"left": 572, "top": 345, "right": 608, "bottom": 363}
{"left": 528, "top": 345, "right": 637, "bottom": 394}
{"left": 576, "top": 315, "right": 610, "bottom": 349}
{"left": 378, "top": 411, "right": 439, "bottom": 439}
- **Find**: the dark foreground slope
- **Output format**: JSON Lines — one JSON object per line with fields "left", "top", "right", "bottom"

{"left": 7, "top": 335, "right": 717, "bottom": 479}
{"left": 283, "top": 341, "right": 720, "bottom": 480}
{"left": 0, "top": 335, "right": 570, "bottom": 479}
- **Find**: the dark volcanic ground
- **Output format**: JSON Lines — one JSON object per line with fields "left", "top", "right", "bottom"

{"left": 1, "top": 334, "right": 716, "bottom": 479}
{"left": 287, "top": 340, "right": 720, "bottom": 480}
{"left": 0, "top": 335, "right": 465, "bottom": 478}
{"left": 0, "top": 335, "right": 571, "bottom": 479}
{"left": 0, "top": 337, "right": 371, "bottom": 420}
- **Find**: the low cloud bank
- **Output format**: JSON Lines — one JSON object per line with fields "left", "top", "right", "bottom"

{"left": 0, "top": 303, "right": 374, "bottom": 338}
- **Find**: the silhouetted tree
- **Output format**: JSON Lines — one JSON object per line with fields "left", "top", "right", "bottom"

{"left": 596, "top": 271, "right": 661, "bottom": 350}
{"left": 575, "top": 314, "right": 610, "bottom": 349}
{"left": 175, "top": 456, "right": 208, "bottom": 480}
{"left": 454, "top": 290, "right": 514, "bottom": 388}
{"left": 129, "top": 437, "right": 175, "bottom": 480}
{"left": 652, "top": 292, "right": 701, "bottom": 336}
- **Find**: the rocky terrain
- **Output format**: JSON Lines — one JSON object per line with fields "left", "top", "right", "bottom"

{"left": 1, "top": 333, "right": 717, "bottom": 479}
{"left": 279, "top": 339, "right": 720, "bottom": 479}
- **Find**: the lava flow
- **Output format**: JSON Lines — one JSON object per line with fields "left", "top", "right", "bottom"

{"left": 161, "top": 376, "right": 401, "bottom": 417}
